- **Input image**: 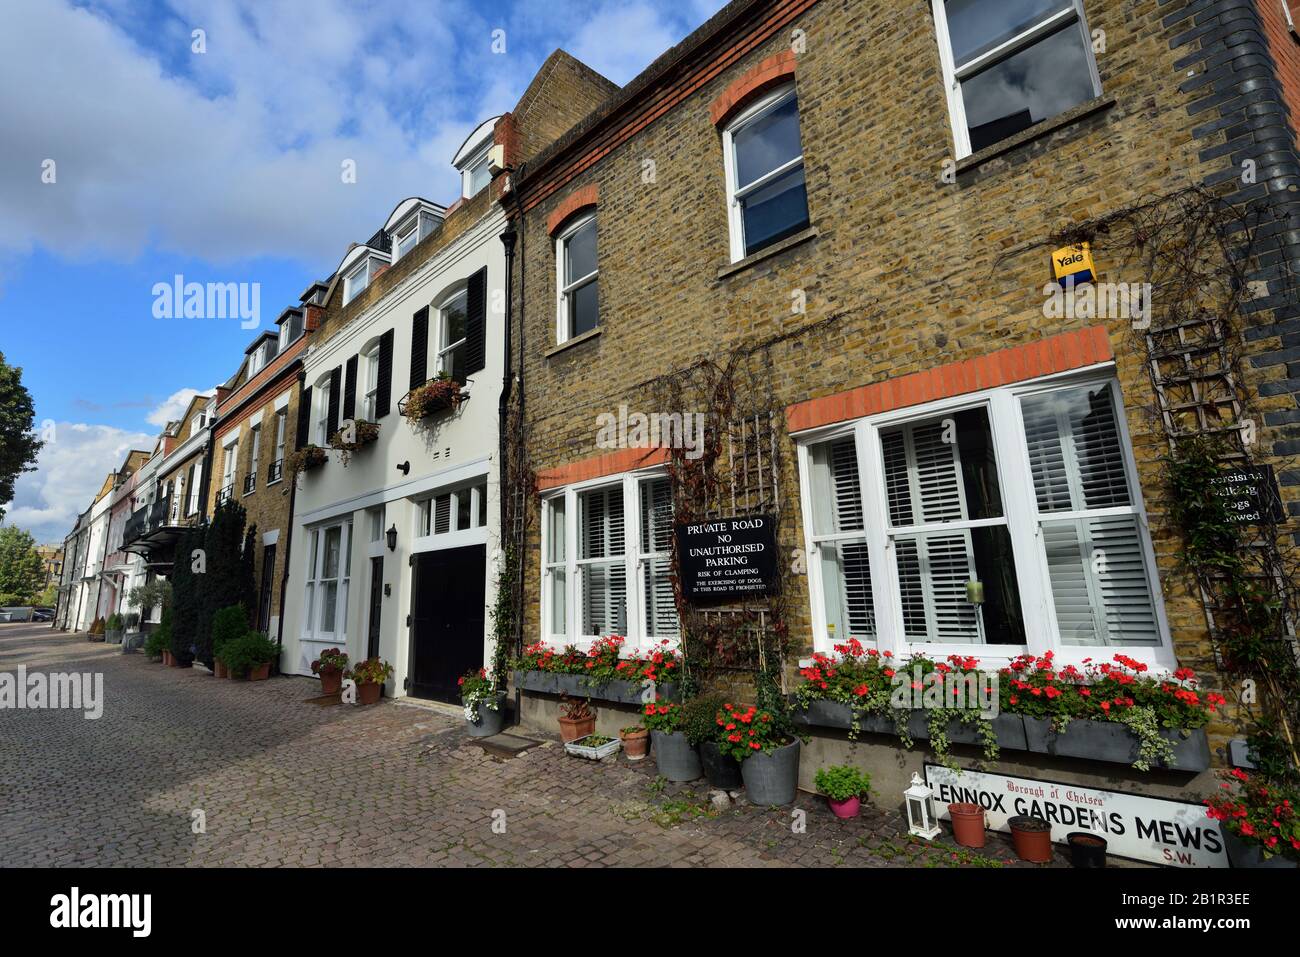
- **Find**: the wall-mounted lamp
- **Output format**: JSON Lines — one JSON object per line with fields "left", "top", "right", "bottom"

{"left": 386, "top": 524, "right": 397, "bottom": 552}
{"left": 396, "top": 461, "right": 410, "bottom": 475}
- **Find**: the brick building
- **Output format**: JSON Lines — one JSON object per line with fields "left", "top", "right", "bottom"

{"left": 501, "top": 0, "right": 1300, "bottom": 812}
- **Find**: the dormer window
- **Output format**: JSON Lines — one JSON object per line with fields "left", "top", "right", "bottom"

{"left": 279, "top": 310, "right": 304, "bottom": 348}
{"left": 395, "top": 221, "right": 419, "bottom": 261}
{"left": 464, "top": 149, "right": 492, "bottom": 198}
{"left": 342, "top": 255, "right": 387, "bottom": 305}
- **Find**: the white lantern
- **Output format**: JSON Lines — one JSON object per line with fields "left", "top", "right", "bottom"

{"left": 905, "top": 771, "right": 940, "bottom": 840}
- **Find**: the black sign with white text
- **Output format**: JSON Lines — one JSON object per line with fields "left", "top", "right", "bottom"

{"left": 1210, "top": 465, "right": 1284, "bottom": 526}
{"left": 675, "top": 514, "right": 779, "bottom": 601}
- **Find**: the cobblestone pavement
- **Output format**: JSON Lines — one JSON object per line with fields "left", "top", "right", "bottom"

{"left": 1, "top": 625, "right": 1065, "bottom": 867}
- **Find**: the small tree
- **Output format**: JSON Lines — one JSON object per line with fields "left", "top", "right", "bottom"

{"left": 240, "top": 522, "right": 258, "bottom": 627}
{"left": 194, "top": 499, "right": 249, "bottom": 669}
{"left": 170, "top": 524, "right": 204, "bottom": 664}
{"left": 0, "top": 526, "right": 45, "bottom": 605}
{"left": 0, "top": 353, "right": 43, "bottom": 524}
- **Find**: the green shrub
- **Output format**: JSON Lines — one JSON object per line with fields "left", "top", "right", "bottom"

{"left": 682, "top": 692, "right": 727, "bottom": 746}
{"left": 144, "top": 629, "right": 168, "bottom": 658}
{"left": 814, "top": 765, "right": 871, "bottom": 802}
{"left": 211, "top": 605, "right": 247, "bottom": 662}
{"left": 105, "top": 613, "right": 123, "bottom": 631}
{"left": 221, "top": 631, "right": 278, "bottom": 678}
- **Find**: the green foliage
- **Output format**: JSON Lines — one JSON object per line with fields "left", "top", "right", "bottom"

{"left": 0, "top": 526, "right": 46, "bottom": 604}
{"left": 143, "top": 628, "right": 168, "bottom": 658}
{"left": 126, "top": 580, "right": 171, "bottom": 615}
{"left": 105, "top": 613, "right": 123, "bottom": 631}
{"left": 348, "top": 657, "right": 394, "bottom": 685}
{"left": 681, "top": 692, "right": 726, "bottom": 746}
{"left": 221, "top": 631, "right": 278, "bottom": 677}
{"left": 0, "top": 353, "right": 43, "bottom": 524}
{"left": 814, "top": 764, "right": 871, "bottom": 802}
{"left": 169, "top": 525, "right": 203, "bottom": 664}
{"left": 191, "top": 499, "right": 254, "bottom": 669}
{"left": 210, "top": 605, "right": 247, "bottom": 660}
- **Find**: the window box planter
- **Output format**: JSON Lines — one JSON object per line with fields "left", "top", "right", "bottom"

{"left": 285, "top": 445, "right": 328, "bottom": 481}
{"left": 399, "top": 377, "right": 463, "bottom": 422}
{"left": 793, "top": 701, "right": 1026, "bottom": 750}
{"left": 514, "top": 669, "right": 679, "bottom": 705}
{"left": 564, "top": 733, "right": 621, "bottom": 761}
{"left": 328, "top": 420, "right": 380, "bottom": 466}
{"left": 1021, "top": 717, "right": 1210, "bottom": 772}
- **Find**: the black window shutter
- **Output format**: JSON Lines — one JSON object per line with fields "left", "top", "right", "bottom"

{"left": 296, "top": 386, "right": 312, "bottom": 447}
{"left": 343, "top": 354, "right": 358, "bottom": 421}
{"left": 410, "top": 306, "right": 429, "bottom": 390}
{"left": 375, "top": 329, "right": 394, "bottom": 418}
{"left": 464, "top": 266, "right": 487, "bottom": 377}
{"left": 326, "top": 366, "right": 341, "bottom": 439}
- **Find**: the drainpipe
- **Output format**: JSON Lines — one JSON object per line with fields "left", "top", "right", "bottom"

{"left": 274, "top": 369, "right": 307, "bottom": 676}
{"left": 499, "top": 219, "right": 518, "bottom": 726}
{"left": 503, "top": 164, "right": 528, "bottom": 727}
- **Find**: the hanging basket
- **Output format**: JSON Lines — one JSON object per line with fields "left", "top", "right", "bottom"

{"left": 399, "top": 378, "right": 463, "bottom": 423}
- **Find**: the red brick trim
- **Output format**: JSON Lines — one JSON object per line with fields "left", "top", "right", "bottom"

{"left": 495, "top": 111, "right": 520, "bottom": 168}
{"left": 304, "top": 304, "right": 324, "bottom": 332}
{"left": 546, "top": 184, "right": 599, "bottom": 236}
{"left": 710, "top": 49, "right": 797, "bottom": 126}
{"left": 536, "top": 446, "right": 670, "bottom": 492}
{"left": 517, "top": 0, "right": 819, "bottom": 216}
{"left": 785, "top": 326, "right": 1114, "bottom": 434}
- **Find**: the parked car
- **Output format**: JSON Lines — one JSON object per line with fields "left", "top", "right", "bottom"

{"left": 32, "top": 607, "right": 55, "bottom": 622}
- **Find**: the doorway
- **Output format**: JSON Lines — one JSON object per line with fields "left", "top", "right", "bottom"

{"left": 408, "top": 544, "right": 486, "bottom": 702}
{"left": 367, "top": 556, "right": 383, "bottom": 661}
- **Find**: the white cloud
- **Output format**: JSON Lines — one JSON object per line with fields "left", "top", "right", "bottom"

{"left": 2, "top": 422, "right": 152, "bottom": 544}
{"left": 146, "top": 387, "right": 212, "bottom": 428}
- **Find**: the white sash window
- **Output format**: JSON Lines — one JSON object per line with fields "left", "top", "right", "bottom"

{"left": 797, "top": 376, "right": 1170, "bottom": 669}
{"left": 541, "top": 471, "right": 680, "bottom": 651}
{"left": 303, "top": 520, "right": 352, "bottom": 642}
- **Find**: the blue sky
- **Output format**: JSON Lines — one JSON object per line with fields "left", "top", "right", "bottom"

{"left": 0, "top": 0, "right": 725, "bottom": 542}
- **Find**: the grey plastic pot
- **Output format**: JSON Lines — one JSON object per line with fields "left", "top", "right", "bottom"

{"left": 465, "top": 692, "right": 507, "bottom": 738}
{"left": 700, "top": 740, "right": 744, "bottom": 790}
{"left": 1223, "top": 828, "right": 1298, "bottom": 868}
{"left": 741, "top": 738, "right": 801, "bottom": 806}
{"left": 651, "top": 730, "right": 702, "bottom": 781}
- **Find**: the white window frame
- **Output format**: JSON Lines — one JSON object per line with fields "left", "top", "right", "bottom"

{"left": 270, "top": 409, "right": 287, "bottom": 484}
{"left": 362, "top": 344, "right": 381, "bottom": 421}
{"left": 795, "top": 369, "right": 1174, "bottom": 672}
{"left": 412, "top": 481, "right": 488, "bottom": 552}
{"left": 302, "top": 519, "right": 352, "bottom": 643}
{"left": 393, "top": 220, "right": 419, "bottom": 262}
{"left": 555, "top": 212, "right": 598, "bottom": 344}
{"left": 436, "top": 287, "right": 468, "bottom": 378}
{"left": 343, "top": 257, "right": 382, "bottom": 305}
{"left": 721, "top": 82, "right": 806, "bottom": 264}
{"left": 316, "top": 376, "right": 333, "bottom": 445}
{"left": 931, "top": 0, "right": 1102, "bottom": 159}
{"left": 187, "top": 460, "right": 202, "bottom": 515}
{"left": 220, "top": 439, "right": 238, "bottom": 495}
{"left": 463, "top": 147, "right": 492, "bottom": 198}
{"left": 279, "top": 312, "right": 304, "bottom": 349}
{"left": 539, "top": 469, "right": 680, "bottom": 654}
{"left": 245, "top": 424, "right": 261, "bottom": 495}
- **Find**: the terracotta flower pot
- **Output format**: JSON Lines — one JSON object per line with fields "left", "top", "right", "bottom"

{"left": 558, "top": 714, "right": 596, "bottom": 742}
{"left": 948, "top": 802, "right": 986, "bottom": 848}
{"left": 320, "top": 670, "right": 342, "bottom": 695}
{"left": 620, "top": 728, "right": 650, "bottom": 760}
{"left": 1009, "top": 815, "right": 1053, "bottom": 863}
{"left": 828, "top": 795, "right": 861, "bottom": 819}
{"left": 248, "top": 661, "right": 270, "bottom": 682}
{"left": 213, "top": 659, "right": 228, "bottom": 679}
{"left": 356, "top": 680, "right": 382, "bottom": 705}
{"left": 163, "top": 650, "right": 174, "bottom": 666}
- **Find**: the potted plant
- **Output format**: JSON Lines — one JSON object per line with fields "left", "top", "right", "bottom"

{"left": 1206, "top": 769, "right": 1299, "bottom": 868}
{"left": 143, "top": 628, "right": 168, "bottom": 662}
{"left": 224, "top": 631, "right": 278, "bottom": 681}
{"left": 815, "top": 764, "right": 871, "bottom": 819}
{"left": 716, "top": 703, "right": 801, "bottom": 805}
{"left": 285, "top": 444, "right": 328, "bottom": 482}
{"left": 88, "top": 616, "right": 105, "bottom": 641}
{"left": 644, "top": 699, "right": 702, "bottom": 782}
{"left": 619, "top": 725, "right": 650, "bottom": 760}
{"left": 1066, "top": 831, "right": 1108, "bottom": 868}
{"left": 460, "top": 666, "right": 507, "bottom": 737}
{"left": 210, "top": 605, "right": 247, "bottom": 679}
{"left": 947, "top": 802, "right": 986, "bottom": 847}
{"left": 104, "top": 613, "right": 124, "bottom": 645}
{"left": 684, "top": 693, "right": 742, "bottom": 789}
{"left": 311, "top": 647, "right": 349, "bottom": 695}
{"left": 1008, "top": 815, "right": 1053, "bottom": 863}
{"left": 565, "top": 732, "right": 621, "bottom": 761}
{"left": 557, "top": 695, "right": 596, "bottom": 742}
{"left": 328, "top": 420, "right": 380, "bottom": 466}
{"left": 348, "top": 657, "right": 393, "bottom": 705}
{"left": 401, "top": 373, "right": 462, "bottom": 423}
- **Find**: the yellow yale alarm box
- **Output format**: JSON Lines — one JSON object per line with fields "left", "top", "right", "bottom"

{"left": 1052, "top": 242, "right": 1095, "bottom": 286}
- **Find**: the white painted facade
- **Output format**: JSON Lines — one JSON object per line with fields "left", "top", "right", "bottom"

{"left": 279, "top": 200, "right": 508, "bottom": 700}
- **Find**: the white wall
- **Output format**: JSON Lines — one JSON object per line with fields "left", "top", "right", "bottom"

{"left": 280, "top": 206, "right": 507, "bottom": 697}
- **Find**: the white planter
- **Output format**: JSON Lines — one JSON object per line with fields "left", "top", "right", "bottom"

{"left": 564, "top": 734, "right": 621, "bottom": 760}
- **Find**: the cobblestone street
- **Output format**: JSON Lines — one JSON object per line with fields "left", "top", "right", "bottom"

{"left": 1, "top": 625, "right": 1061, "bottom": 867}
